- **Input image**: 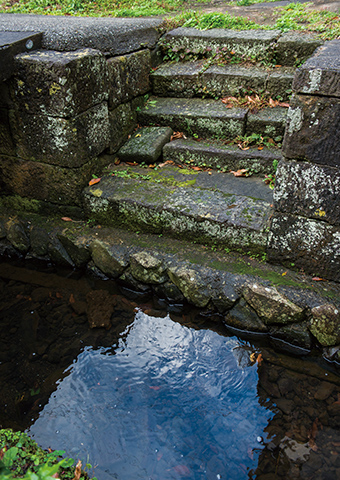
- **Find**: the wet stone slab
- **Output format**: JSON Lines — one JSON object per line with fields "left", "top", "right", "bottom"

{"left": 118, "top": 126, "right": 173, "bottom": 163}
{"left": 83, "top": 171, "right": 272, "bottom": 252}
{"left": 162, "top": 28, "right": 281, "bottom": 62}
{"left": 163, "top": 138, "right": 281, "bottom": 175}
{"left": 138, "top": 96, "right": 247, "bottom": 139}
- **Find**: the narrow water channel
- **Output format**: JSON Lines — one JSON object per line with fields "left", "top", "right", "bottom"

{"left": 0, "top": 259, "right": 339, "bottom": 480}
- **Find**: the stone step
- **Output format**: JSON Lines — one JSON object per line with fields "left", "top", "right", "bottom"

{"left": 83, "top": 164, "right": 273, "bottom": 254}
{"left": 163, "top": 138, "right": 281, "bottom": 175}
{"left": 138, "top": 96, "right": 287, "bottom": 139}
{"left": 152, "top": 61, "right": 294, "bottom": 101}
{"left": 160, "top": 28, "right": 323, "bottom": 66}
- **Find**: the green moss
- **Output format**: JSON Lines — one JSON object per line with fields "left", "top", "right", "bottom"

{"left": 0, "top": 195, "right": 40, "bottom": 213}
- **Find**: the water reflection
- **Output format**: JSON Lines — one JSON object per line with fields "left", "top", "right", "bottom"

{"left": 29, "top": 312, "right": 272, "bottom": 480}
{"left": 0, "top": 261, "right": 340, "bottom": 479}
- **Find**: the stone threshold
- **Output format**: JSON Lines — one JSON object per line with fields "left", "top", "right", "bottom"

{"left": 0, "top": 211, "right": 339, "bottom": 361}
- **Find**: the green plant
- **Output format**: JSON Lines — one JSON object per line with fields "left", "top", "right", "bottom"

{"left": 0, "top": 429, "right": 87, "bottom": 480}
{"left": 263, "top": 159, "right": 279, "bottom": 189}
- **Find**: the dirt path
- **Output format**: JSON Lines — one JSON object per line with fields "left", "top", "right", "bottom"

{"left": 178, "top": 0, "right": 340, "bottom": 27}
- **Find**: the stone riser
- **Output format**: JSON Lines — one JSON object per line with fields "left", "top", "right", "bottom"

{"left": 163, "top": 139, "right": 281, "bottom": 175}
{"left": 152, "top": 63, "right": 294, "bottom": 101}
{"left": 138, "top": 96, "right": 287, "bottom": 140}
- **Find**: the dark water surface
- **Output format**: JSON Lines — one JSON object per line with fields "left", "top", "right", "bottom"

{"left": 1, "top": 260, "right": 340, "bottom": 480}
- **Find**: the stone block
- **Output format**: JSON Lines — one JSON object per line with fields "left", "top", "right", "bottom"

{"left": 282, "top": 94, "right": 340, "bottom": 166}
{"left": 107, "top": 49, "right": 151, "bottom": 109}
{"left": 109, "top": 102, "right": 137, "bottom": 153}
{"left": 0, "top": 154, "right": 109, "bottom": 206}
{"left": 292, "top": 40, "right": 340, "bottom": 97}
{"left": 243, "top": 283, "right": 305, "bottom": 325}
{"left": 246, "top": 106, "right": 287, "bottom": 137}
{"left": 275, "top": 32, "right": 323, "bottom": 67}
{"left": 274, "top": 159, "right": 340, "bottom": 225}
{"left": 266, "top": 67, "right": 294, "bottom": 101}
{"left": 0, "top": 31, "right": 42, "bottom": 82}
{"left": 118, "top": 126, "right": 172, "bottom": 163}
{"left": 309, "top": 304, "right": 340, "bottom": 346}
{"left": 12, "top": 102, "right": 110, "bottom": 167}
{"left": 130, "top": 251, "right": 168, "bottom": 284}
{"left": 268, "top": 213, "right": 340, "bottom": 282}
{"left": 91, "top": 240, "right": 129, "bottom": 278}
{"left": 0, "top": 108, "right": 15, "bottom": 155}
{"left": 13, "top": 48, "right": 108, "bottom": 118}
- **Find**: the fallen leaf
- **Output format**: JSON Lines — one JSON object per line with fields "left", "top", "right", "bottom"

{"left": 258, "top": 146, "right": 264, "bottom": 150}
{"left": 230, "top": 169, "right": 248, "bottom": 177}
{"left": 56, "top": 292, "right": 63, "bottom": 299}
{"left": 61, "top": 217, "right": 73, "bottom": 222}
{"left": 282, "top": 271, "right": 287, "bottom": 276}
{"left": 135, "top": 133, "right": 142, "bottom": 137}
{"left": 312, "top": 277, "right": 326, "bottom": 281}
{"left": 72, "top": 460, "right": 82, "bottom": 480}
{"left": 158, "top": 160, "right": 176, "bottom": 167}
{"left": 269, "top": 98, "right": 279, "bottom": 107}
{"left": 208, "top": 171, "right": 212, "bottom": 175}
{"left": 278, "top": 102, "right": 290, "bottom": 108}
{"left": 237, "top": 143, "right": 250, "bottom": 151}
{"left": 192, "top": 166, "right": 202, "bottom": 171}
{"left": 126, "top": 161, "right": 138, "bottom": 166}
{"left": 114, "top": 158, "right": 120, "bottom": 165}
{"left": 173, "top": 465, "right": 191, "bottom": 476}
{"left": 69, "top": 294, "right": 75, "bottom": 304}
{"left": 171, "top": 131, "right": 185, "bottom": 140}
{"left": 89, "top": 177, "right": 101, "bottom": 186}
{"left": 257, "top": 353, "right": 263, "bottom": 366}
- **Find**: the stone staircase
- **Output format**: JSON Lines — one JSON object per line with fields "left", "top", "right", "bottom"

{"left": 84, "top": 28, "right": 322, "bottom": 255}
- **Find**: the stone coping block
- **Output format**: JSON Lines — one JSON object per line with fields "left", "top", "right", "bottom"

{"left": 118, "top": 127, "right": 172, "bottom": 163}
{"left": 163, "top": 138, "right": 281, "bottom": 176}
{"left": 138, "top": 96, "right": 247, "bottom": 139}
{"left": 282, "top": 94, "right": 340, "bottom": 167}
{"left": 13, "top": 48, "right": 108, "bottom": 118}
{"left": 163, "top": 28, "right": 281, "bottom": 62}
{"left": 0, "top": 31, "right": 42, "bottom": 82}
{"left": 0, "top": 14, "right": 162, "bottom": 55}
{"left": 292, "top": 40, "right": 340, "bottom": 97}
{"left": 0, "top": 153, "right": 109, "bottom": 206}
{"left": 268, "top": 213, "right": 340, "bottom": 282}
{"left": 275, "top": 32, "right": 323, "bottom": 67}
{"left": 274, "top": 159, "right": 340, "bottom": 226}
{"left": 13, "top": 102, "right": 110, "bottom": 167}
{"left": 108, "top": 50, "right": 151, "bottom": 110}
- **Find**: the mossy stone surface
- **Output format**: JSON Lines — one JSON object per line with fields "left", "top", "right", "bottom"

{"left": 309, "top": 304, "right": 340, "bottom": 346}
{"left": 118, "top": 127, "right": 172, "bottom": 163}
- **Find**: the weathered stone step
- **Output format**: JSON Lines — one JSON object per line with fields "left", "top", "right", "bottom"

{"left": 83, "top": 164, "right": 273, "bottom": 254}
{"left": 163, "top": 138, "right": 281, "bottom": 175}
{"left": 152, "top": 62, "right": 294, "bottom": 101}
{"left": 138, "top": 96, "right": 287, "bottom": 139}
{"left": 161, "top": 28, "right": 323, "bottom": 66}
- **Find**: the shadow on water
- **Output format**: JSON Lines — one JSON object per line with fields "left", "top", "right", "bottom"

{"left": 0, "top": 258, "right": 340, "bottom": 480}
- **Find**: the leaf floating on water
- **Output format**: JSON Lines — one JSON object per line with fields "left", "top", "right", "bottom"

{"left": 230, "top": 169, "right": 248, "bottom": 177}
{"left": 72, "top": 460, "right": 82, "bottom": 480}
{"left": 89, "top": 177, "right": 101, "bottom": 186}
{"left": 173, "top": 464, "right": 191, "bottom": 476}
{"left": 149, "top": 386, "right": 161, "bottom": 391}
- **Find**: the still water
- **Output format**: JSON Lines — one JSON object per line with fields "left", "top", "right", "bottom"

{"left": 0, "top": 260, "right": 340, "bottom": 480}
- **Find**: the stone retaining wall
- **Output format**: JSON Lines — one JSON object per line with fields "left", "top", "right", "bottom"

{"left": 268, "top": 40, "right": 340, "bottom": 283}
{"left": 0, "top": 17, "right": 162, "bottom": 207}
{"left": 0, "top": 213, "right": 339, "bottom": 360}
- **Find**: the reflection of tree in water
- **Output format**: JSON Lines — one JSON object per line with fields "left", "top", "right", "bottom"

{"left": 254, "top": 351, "right": 340, "bottom": 480}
